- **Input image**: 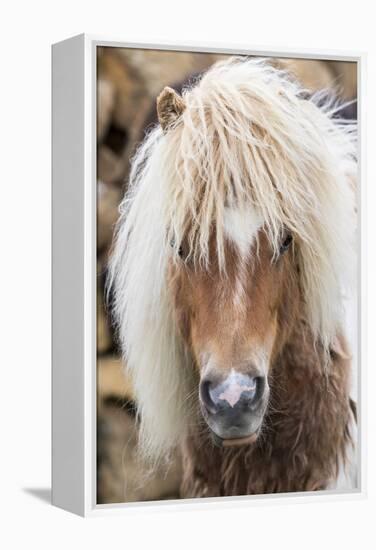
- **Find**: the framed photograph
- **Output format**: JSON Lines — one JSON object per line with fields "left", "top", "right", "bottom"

{"left": 52, "top": 34, "right": 364, "bottom": 516}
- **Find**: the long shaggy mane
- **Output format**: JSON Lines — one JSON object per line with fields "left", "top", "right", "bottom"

{"left": 108, "top": 57, "right": 357, "bottom": 463}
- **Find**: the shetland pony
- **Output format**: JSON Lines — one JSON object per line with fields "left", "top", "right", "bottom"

{"left": 109, "top": 58, "right": 357, "bottom": 496}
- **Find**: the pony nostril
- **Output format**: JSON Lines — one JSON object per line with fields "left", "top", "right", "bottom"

{"left": 200, "top": 380, "right": 218, "bottom": 414}
{"left": 247, "top": 376, "right": 266, "bottom": 408}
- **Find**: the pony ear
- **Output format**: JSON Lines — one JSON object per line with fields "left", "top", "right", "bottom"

{"left": 330, "top": 334, "right": 351, "bottom": 360}
{"left": 157, "top": 86, "right": 186, "bottom": 132}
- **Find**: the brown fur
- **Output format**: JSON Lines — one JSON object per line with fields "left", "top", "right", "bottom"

{"left": 180, "top": 326, "right": 352, "bottom": 496}
{"left": 168, "top": 232, "right": 353, "bottom": 496}
{"left": 170, "top": 231, "right": 299, "bottom": 376}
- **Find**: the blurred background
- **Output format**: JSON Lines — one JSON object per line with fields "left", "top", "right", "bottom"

{"left": 96, "top": 47, "right": 357, "bottom": 504}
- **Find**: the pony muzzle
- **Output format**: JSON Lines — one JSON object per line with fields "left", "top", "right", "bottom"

{"left": 199, "top": 370, "right": 268, "bottom": 446}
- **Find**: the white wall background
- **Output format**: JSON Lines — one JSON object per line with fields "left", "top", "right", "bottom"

{"left": 1, "top": 1, "right": 375, "bottom": 548}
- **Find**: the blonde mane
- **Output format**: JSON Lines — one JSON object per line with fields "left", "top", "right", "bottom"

{"left": 108, "top": 57, "right": 357, "bottom": 463}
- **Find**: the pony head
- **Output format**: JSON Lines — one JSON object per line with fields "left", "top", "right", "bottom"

{"left": 109, "top": 58, "right": 356, "bottom": 462}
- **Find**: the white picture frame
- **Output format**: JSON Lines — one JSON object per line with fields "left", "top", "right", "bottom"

{"left": 52, "top": 34, "right": 366, "bottom": 517}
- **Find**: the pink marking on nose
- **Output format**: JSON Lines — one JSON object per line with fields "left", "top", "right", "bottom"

{"left": 218, "top": 381, "right": 256, "bottom": 408}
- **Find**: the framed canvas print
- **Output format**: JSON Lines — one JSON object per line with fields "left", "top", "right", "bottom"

{"left": 52, "top": 34, "right": 365, "bottom": 516}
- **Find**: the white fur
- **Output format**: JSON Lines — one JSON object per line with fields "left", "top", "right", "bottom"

{"left": 108, "top": 57, "right": 357, "bottom": 463}
{"left": 107, "top": 130, "right": 194, "bottom": 464}
{"left": 233, "top": 275, "right": 246, "bottom": 309}
{"left": 223, "top": 205, "right": 263, "bottom": 259}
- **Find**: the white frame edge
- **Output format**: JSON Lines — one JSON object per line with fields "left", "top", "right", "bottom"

{"left": 52, "top": 34, "right": 86, "bottom": 516}
{"left": 51, "top": 33, "right": 367, "bottom": 517}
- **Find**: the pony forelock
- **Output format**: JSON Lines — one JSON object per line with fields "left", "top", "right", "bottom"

{"left": 108, "top": 57, "right": 357, "bottom": 463}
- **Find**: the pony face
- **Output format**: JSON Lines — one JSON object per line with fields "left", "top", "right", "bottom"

{"left": 169, "top": 210, "right": 299, "bottom": 446}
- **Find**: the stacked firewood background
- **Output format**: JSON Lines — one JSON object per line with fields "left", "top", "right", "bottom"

{"left": 96, "top": 47, "right": 357, "bottom": 504}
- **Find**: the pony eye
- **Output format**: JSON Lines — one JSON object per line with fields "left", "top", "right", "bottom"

{"left": 170, "top": 238, "right": 185, "bottom": 259}
{"left": 280, "top": 233, "right": 293, "bottom": 254}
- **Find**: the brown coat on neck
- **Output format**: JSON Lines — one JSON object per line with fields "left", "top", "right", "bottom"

{"left": 180, "top": 322, "right": 353, "bottom": 497}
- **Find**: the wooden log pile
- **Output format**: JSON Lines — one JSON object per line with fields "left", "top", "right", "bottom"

{"left": 96, "top": 47, "right": 357, "bottom": 503}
